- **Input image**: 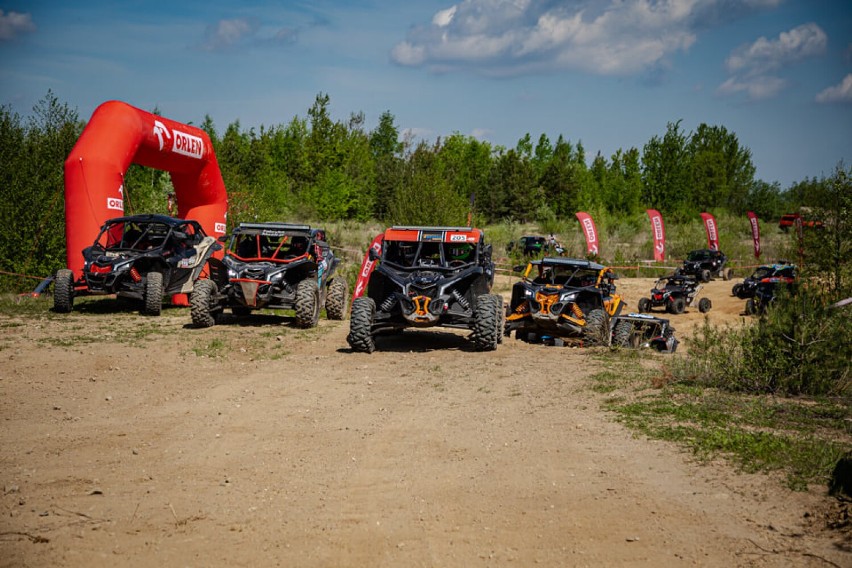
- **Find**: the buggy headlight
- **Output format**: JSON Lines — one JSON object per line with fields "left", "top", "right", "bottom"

{"left": 269, "top": 271, "right": 285, "bottom": 283}
{"left": 559, "top": 291, "right": 577, "bottom": 303}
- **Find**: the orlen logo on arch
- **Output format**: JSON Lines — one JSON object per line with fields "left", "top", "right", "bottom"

{"left": 172, "top": 129, "right": 204, "bottom": 159}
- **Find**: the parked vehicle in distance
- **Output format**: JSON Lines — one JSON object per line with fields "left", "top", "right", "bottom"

{"left": 506, "top": 235, "right": 548, "bottom": 256}
{"left": 638, "top": 274, "right": 711, "bottom": 315}
{"left": 53, "top": 214, "right": 220, "bottom": 315}
{"left": 746, "top": 272, "right": 797, "bottom": 316}
{"left": 677, "top": 249, "right": 731, "bottom": 282}
{"left": 778, "top": 213, "right": 823, "bottom": 232}
{"left": 611, "top": 313, "right": 679, "bottom": 353}
{"left": 347, "top": 226, "right": 500, "bottom": 353}
{"left": 190, "top": 223, "right": 347, "bottom": 328}
{"left": 732, "top": 262, "right": 796, "bottom": 299}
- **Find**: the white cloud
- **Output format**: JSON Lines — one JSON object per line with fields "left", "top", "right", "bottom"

{"left": 0, "top": 10, "right": 35, "bottom": 41}
{"left": 725, "top": 23, "right": 826, "bottom": 76}
{"left": 716, "top": 75, "right": 786, "bottom": 100}
{"left": 816, "top": 74, "right": 852, "bottom": 104}
{"left": 718, "top": 22, "right": 827, "bottom": 101}
{"left": 201, "top": 18, "right": 258, "bottom": 51}
{"left": 389, "top": 0, "right": 777, "bottom": 77}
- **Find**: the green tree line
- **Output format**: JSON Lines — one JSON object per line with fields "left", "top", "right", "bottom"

{"left": 0, "top": 90, "right": 846, "bottom": 290}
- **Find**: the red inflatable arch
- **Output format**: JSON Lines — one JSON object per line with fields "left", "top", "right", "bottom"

{"left": 64, "top": 100, "right": 228, "bottom": 277}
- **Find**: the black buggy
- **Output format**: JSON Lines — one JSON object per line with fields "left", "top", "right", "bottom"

{"left": 347, "top": 226, "right": 501, "bottom": 353}
{"left": 677, "top": 249, "right": 732, "bottom": 282}
{"left": 190, "top": 223, "right": 347, "bottom": 328}
{"left": 53, "top": 214, "right": 220, "bottom": 315}
{"left": 732, "top": 262, "right": 796, "bottom": 299}
{"left": 638, "top": 273, "right": 711, "bottom": 315}
{"left": 745, "top": 273, "right": 797, "bottom": 316}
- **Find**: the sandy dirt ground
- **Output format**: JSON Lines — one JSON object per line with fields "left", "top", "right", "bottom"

{"left": 1, "top": 276, "right": 849, "bottom": 567}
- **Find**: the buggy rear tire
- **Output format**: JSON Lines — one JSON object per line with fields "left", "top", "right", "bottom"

{"left": 637, "top": 297, "right": 651, "bottom": 313}
{"left": 671, "top": 297, "right": 686, "bottom": 314}
{"left": 722, "top": 268, "right": 733, "bottom": 281}
{"left": 347, "top": 297, "right": 376, "bottom": 353}
{"left": 53, "top": 269, "right": 74, "bottom": 313}
{"left": 190, "top": 279, "right": 218, "bottom": 328}
{"left": 745, "top": 298, "right": 756, "bottom": 315}
{"left": 698, "top": 297, "right": 712, "bottom": 313}
{"left": 325, "top": 278, "right": 349, "bottom": 320}
{"left": 471, "top": 294, "right": 500, "bottom": 351}
{"left": 583, "top": 308, "right": 610, "bottom": 347}
{"left": 144, "top": 272, "right": 164, "bottom": 316}
{"left": 295, "top": 278, "right": 320, "bottom": 328}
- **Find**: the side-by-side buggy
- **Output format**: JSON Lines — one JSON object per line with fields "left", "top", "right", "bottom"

{"left": 190, "top": 223, "right": 347, "bottom": 328}
{"left": 347, "top": 226, "right": 501, "bottom": 353}
{"left": 53, "top": 214, "right": 220, "bottom": 315}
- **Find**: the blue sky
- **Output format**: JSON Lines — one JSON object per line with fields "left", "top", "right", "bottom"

{"left": 1, "top": 0, "right": 850, "bottom": 188}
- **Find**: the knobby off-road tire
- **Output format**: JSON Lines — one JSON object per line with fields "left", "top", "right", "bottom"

{"left": 53, "top": 269, "right": 74, "bottom": 313}
{"left": 295, "top": 278, "right": 320, "bottom": 328}
{"left": 731, "top": 283, "right": 742, "bottom": 297}
{"left": 670, "top": 297, "right": 686, "bottom": 314}
{"left": 637, "top": 297, "right": 651, "bottom": 313}
{"left": 583, "top": 308, "right": 610, "bottom": 347}
{"left": 190, "top": 279, "right": 218, "bottom": 328}
{"left": 144, "top": 272, "right": 164, "bottom": 316}
{"left": 325, "top": 278, "right": 349, "bottom": 320}
{"left": 612, "top": 318, "right": 634, "bottom": 348}
{"left": 698, "top": 297, "right": 712, "bottom": 313}
{"left": 494, "top": 295, "right": 505, "bottom": 344}
{"left": 722, "top": 267, "right": 733, "bottom": 281}
{"left": 700, "top": 269, "right": 712, "bottom": 283}
{"left": 471, "top": 294, "right": 501, "bottom": 351}
{"left": 347, "top": 297, "right": 376, "bottom": 353}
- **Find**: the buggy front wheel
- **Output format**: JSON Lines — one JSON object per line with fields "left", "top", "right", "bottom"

{"left": 295, "top": 279, "right": 320, "bottom": 328}
{"left": 471, "top": 294, "right": 501, "bottom": 351}
{"left": 53, "top": 269, "right": 75, "bottom": 313}
{"left": 190, "top": 279, "right": 218, "bottom": 328}
{"left": 698, "top": 297, "right": 712, "bottom": 313}
{"left": 583, "top": 308, "right": 610, "bottom": 347}
{"left": 637, "top": 297, "right": 651, "bottom": 313}
{"left": 325, "top": 277, "right": 349, "bottom": 320}
{"left": 144, "top": 272, "right": 164, "bottom": 316}
{"left": 347, "top": 297, "right": 376, "bottom": 353}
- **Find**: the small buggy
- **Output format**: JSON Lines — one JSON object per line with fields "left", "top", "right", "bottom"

{"left": 611, "top": 313, "right": 679, "bottom": 353}
{"left": 677, "top": 249, "right": 731, "bottom": 282}
{"left": 745, "top": 274, "right": 796, "bottom": 316}
{"left": 732, "top": 263, "right": 796, "bottom": 299}
{"left": 638, "top": 274, "right": 711, "bottom": 315}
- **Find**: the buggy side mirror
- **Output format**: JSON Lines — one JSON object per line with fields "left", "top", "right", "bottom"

{"left": 217, "top": 235, "right": 229, "bottom": 243}
{"left": 368, "top": 248, "right": 379, "bottom": 261}
{"left": 172, "top": 230, "right": 189, "bottom": 242}
{"left": 513, "top": 265, "right": 525, "bottom": 273}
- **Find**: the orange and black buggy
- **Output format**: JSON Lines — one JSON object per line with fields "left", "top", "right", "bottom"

{"left": 347, "top": 226, "right": 501, "bottom": 353}
{"left": 504, "top": 257, "right": 624, "bottom": 346}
